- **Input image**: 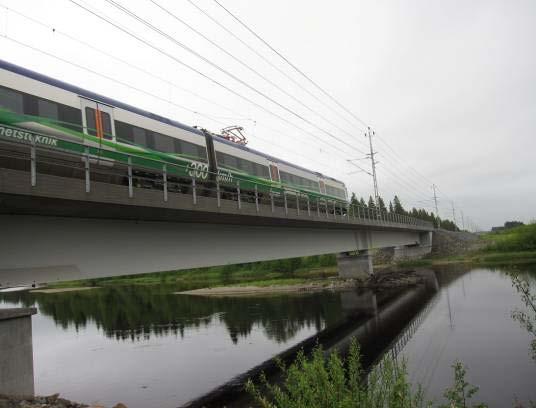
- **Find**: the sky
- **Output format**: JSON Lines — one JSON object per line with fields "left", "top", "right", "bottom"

{"left": 0, "top": 0, "right": 534, "bottom": 230}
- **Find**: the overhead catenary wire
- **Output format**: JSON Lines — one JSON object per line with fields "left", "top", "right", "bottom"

{"left": 148, "top": 0, "right": 370, "bottom": 152}
{"left": 211, "top": 0, "right": 370, "bottom": 129}
{"left": 185, "top": 0, "right": 369, "bottom": 134}
{"left": 66, "top": 0, "right": 375, "bottom": 165}
{"left": 0, "top": 2, "right": 256, "bottom": 123}
{"left": 101, "top": 0, "right": 370, "bottom": 157}
{"left": 208, "top": 0, "right": 458, "bottom": 211}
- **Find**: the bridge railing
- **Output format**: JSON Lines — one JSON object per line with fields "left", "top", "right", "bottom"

{"left": 0, "top": 127, "right": 433, "bottom": 230}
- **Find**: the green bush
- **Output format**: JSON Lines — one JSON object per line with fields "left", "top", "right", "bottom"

{"left": 246, "top": 339, "right": 486, "bottom": 408}
{"left": 486, "top": 224, "right": 536, "bottom": 252}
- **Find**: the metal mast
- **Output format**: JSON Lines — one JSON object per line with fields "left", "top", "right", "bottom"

{"left": 451, "top": 201, "right": 457, "bottom": 227}
{"left": 366, "top": 127, "right": 380, "bottom": 206}
{"left": 432, "top": 184, "right": 440, "bottom": 228}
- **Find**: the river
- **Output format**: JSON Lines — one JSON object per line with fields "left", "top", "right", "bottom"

{"left": 1, "top": 264, "right": 535, "bottom": 407}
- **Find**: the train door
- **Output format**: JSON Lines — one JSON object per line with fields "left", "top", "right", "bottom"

{"left": 80, "top": 98, "right": 116, "bottom": 145}
{"left": 319, "top": 179, "right": 326, "bottom": 194}
{"left": 269, "top": 163, "right": 280, "bottom": 182}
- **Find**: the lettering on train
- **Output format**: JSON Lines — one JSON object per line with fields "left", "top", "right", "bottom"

{"left": 0, "top": 125, "right": 58, "bottom": 147}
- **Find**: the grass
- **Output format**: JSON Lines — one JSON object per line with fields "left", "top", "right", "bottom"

{"left": 246, "top": 338, "right": 487, "bottom": 408}
{"left": 482, "top": 223, "right": 536, "bottom": 252}
{"left": 46, "top": 255, "right": 339, "bottom": 289}
{"left": 397, "top": 224, "right": 536, "bottom": 269}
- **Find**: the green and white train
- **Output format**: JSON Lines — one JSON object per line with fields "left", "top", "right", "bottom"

{"left": 0, "top": 59, "right": 348, "bottom": 205}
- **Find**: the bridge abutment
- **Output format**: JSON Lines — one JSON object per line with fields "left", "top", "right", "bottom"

{"left": 336, "top": 250, "right": 373, "bottom": 279}
{"left": 0, "top": 308, "right": 36, "bottom": 396}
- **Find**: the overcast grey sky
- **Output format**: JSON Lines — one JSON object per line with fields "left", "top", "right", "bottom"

{"left": 1, "top": 0, "right": 534, "bottom": 229}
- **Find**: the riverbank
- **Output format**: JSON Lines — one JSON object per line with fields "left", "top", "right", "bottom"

{"left": 0, "top": 393, "right": 103, "bottom": 408}
{"left": 176, "top": 270, "right": 423, "bottom": 296}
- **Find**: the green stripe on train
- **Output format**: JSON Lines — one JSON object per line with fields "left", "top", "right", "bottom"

{"left": 0, "top": 108, "right": 345, "bottom": 203}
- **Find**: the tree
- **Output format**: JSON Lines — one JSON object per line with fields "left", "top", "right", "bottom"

{"left": 350, "top": 192, "right": 359, "bottom": 206}
{"left": 388, "top": 201, "right": 394, "bottom": 213}
{"left": 377, "top": 196, "right": 387, "bottom": 213}
{"left": 393, "top": 195, "right": 405, "bottom": 215}
{"left": 359, "top": 197, "right": 367, "bottom": 209}
{"left": 505, "top": 221, "right": 524, "bottom": 229}
{"left": 368, "top": 196, "right": 376, "bottom": 211}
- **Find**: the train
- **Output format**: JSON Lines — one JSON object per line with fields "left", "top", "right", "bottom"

{"left": 0, "top": 58, "right": 348, "bottom": 206}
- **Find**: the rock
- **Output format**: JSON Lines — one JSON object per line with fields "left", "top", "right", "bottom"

{"left": 46, "top": 393, "right": 60, "bottom": 404}
{"left": 112, "top": 403, "right": 128, "bottom": 408}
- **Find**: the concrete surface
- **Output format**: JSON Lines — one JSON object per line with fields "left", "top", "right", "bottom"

{"left": 336, "top": 251, "right": 373, "bottom": 279}
{"left": 0, "top": 308, "right": 37, "bottom": 397}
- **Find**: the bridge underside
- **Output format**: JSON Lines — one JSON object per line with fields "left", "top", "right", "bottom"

{"left": 0, "top": 214, "right": 430, "bottom": 287}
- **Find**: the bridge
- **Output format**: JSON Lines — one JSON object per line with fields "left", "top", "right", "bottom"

{"left": 0, "top": 132, "right": 433, "bottom": 287}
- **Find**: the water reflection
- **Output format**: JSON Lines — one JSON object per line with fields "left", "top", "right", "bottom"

{"left": 1, "top": 287, "right": 349, "bottom": 343}
{"left": 2, "top": 265, "right": 532, "bottom": 408}
{"left": 402, "top": 264, "right": 536, "bottom": 407}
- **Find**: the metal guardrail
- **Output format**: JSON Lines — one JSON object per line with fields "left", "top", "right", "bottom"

{"left": 0, "top": 133, "right": 433, "bottom": 230}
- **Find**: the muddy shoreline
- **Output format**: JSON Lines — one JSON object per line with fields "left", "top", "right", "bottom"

{"left": 176, "top": 270, "right": 422, "bottom": 297}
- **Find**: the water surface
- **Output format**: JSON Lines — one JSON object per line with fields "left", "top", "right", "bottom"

{"left": 1, "top": 265, "right": 535, "bottom": 407}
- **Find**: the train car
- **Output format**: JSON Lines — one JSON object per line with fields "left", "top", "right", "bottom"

{"left": 0, "top": 58, "right": 348, "bottom": 207}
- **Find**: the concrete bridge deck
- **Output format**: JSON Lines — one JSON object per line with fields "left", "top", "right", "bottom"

{"left": 0, "top": 138, "right": 433, "bottom": 286}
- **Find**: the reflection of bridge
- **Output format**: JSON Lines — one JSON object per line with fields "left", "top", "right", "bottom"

{"left": 0, "top": 135, "right": 432, "bottom": 287}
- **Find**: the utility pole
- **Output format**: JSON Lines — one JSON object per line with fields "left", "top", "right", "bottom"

{"left": 461, "top": 210, "right": 465, "bottom": 231}
{"left": 432, "top": 184, "right": 440, "bottom": 229}
{"left": 451, "top": 201, "right": 457, "bottom": 227}
{"left": 366, "top": 127, "right": 380, "bottom": 206}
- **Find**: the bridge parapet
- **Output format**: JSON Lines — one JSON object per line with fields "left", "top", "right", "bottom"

{"left": 0, "top": 134, "right": 433, "bottom": 231}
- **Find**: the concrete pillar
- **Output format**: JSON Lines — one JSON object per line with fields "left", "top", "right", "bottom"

{"left": 0, "top": 308, "right": 37, "bottom": 396}
{"left": 336, "top": 250, "right": 373, "bottom": 279}
{"left": 419, "top": 231, "right": 433, "bottom": 248}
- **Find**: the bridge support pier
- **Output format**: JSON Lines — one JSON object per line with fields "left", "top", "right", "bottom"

{"left": 336, "top": 250, "right": 373, "bottom": 279}
{"left": 0, "top": 308, "right": 37, "bottom": 396}
{"left": 393, "top": 232, "right": 433, "bottom": 261}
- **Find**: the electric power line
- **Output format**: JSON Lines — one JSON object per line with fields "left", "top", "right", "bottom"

{"left": 212, "top": 0, "right": 370, "bottom": 129}
{"left": 101, "top": 0, "right": 370, "bottom": 157}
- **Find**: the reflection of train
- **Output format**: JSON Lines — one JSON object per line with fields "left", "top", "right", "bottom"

{"left": 0, "top": 59, "right": 348, "bottom": 205}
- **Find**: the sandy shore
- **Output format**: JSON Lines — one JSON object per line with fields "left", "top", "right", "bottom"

{"left": 176, "top": 271, "right": 422, "bottom": 297}
{"left": 30, "top": 287, "right": 100, "bottom": 294}
{"left": 175, "top": 281, "right": 352, "bottom": 296}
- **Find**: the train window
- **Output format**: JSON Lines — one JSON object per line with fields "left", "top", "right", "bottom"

{"left": 216, "top": 151, "right": 268, "bottom": 178}
{"left": 100, "top": 111, "right": 113, "bottom": 140}
{"left": 280, "top": 170, "right": 320, "bottom": 192}
{"left": 256, "top": 164, "right": 270, "bottom": 179}
{"left": 58, "top": 105, "right": 82, "bottom": 132}
{"left": 115, "top": 121, "right": 134, "bottom": 143}
{"left": 153, "top": 132, "right": 174, "bottom": 153}
{"left": 180, "top": 139, "right": 199, "bottom": 158}
{"left": 84, "top": 107, "right": 97, "bottom": 136}
{"left": 22, "top": 94, "right": 38, "bottom": 116}
{"left": 238, "top": 158, "right": 253, "bottom": 175}
{"left": 173, "top": 139, "right": 206, "bottom": 160}
{"left": 132, "top": 127, "right": 147, "bottom": 146}
{"left": 38, "top": 99, "right": 59, "bottom": 120}
{"left": 325, "top": 185, "right": 346, "bottom": 199}
{"left": 0, "top": 86, "right": 23, "bottom": 114}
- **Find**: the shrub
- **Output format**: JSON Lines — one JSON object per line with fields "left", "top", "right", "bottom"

{"left": 246, "top": 339, "right": 487, "bottom": 408}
